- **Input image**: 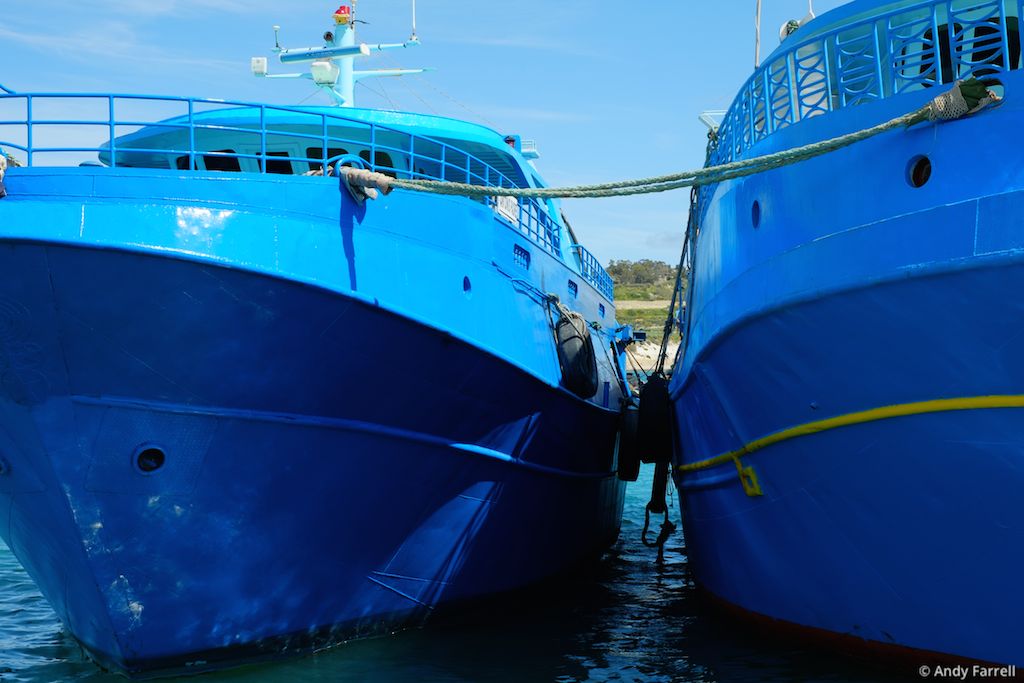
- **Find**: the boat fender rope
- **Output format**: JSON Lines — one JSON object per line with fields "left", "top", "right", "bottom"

{"left": 354, "top": 79, "right": 999, "bottom": 201}
{"left": 641, "top": 460, "right": 676, "bottom": 563}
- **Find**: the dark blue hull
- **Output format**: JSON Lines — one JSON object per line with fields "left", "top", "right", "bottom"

{"left": 671, "top": 11, "right": 1024, "bottom": 665}
{"left": 675, "top": 256, "right": 1024, "bottom": 666}
{"left": 0, "top": 241, "right": 625, "bottom": 674}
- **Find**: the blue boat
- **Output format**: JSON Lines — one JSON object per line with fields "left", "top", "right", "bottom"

{"left": 671, "top": 0, "right": 1024, "bottom": 668}
{"left": 0, "top": 3, "right": 632, "bottom": 676}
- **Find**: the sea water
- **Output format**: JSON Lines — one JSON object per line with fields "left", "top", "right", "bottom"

{"left": 0, "top": 468, "right": 899, "bottom": 682}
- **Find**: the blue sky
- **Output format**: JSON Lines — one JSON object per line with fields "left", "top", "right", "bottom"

{"left": 2, "top": 0, "right": 846, "bottom": 265}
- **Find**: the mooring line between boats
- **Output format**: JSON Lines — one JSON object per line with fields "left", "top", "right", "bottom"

{"left": 340, "top": 79, "right": 1000, "bottom": 200}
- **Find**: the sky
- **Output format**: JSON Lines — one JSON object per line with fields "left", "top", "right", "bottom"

{"left": 2, "top": 0, "right": 847, "bottom": 265}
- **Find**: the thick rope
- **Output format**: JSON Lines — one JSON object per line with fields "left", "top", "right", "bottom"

{"left": 654, "top": 191, "right": 695, "bottom": 376}
{"left": 341, "top": 79, "right": 998, "bottom": 201}
{"left": 678, "top": 394, "right": 1024, "bottom": 476}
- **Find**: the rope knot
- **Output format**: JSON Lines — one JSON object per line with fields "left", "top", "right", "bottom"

{"left": 340, "top": 166, "right": 393, "bottom": 204}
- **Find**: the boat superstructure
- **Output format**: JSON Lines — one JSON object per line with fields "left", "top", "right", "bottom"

{"left": 672, "top": 0, "right": 1024, "bottom": 667}
{"left": 0, "top": 4, "right": 630, "bottom": 676}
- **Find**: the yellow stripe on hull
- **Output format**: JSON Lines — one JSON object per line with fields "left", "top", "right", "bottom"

{"left": 678, "top": 394, "right": 1024, "bottom": 475}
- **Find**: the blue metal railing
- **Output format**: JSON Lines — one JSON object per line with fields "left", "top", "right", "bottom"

{"left": 571, "top": 244, "right": 614, "bottom": 301}
{"left": 0, "top": 92, "right": 565, "bottom": 258}
{"left": 707, "top": 0, "right": 1021, "bottom": 172}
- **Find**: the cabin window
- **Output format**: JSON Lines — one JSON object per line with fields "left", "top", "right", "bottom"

{"left": 202, "top": 150, "right": 241, "bottom": 173}
{"left": 1013, "top": 17, "right": 1023, "bottom": 70}
{"left": 358, "top": 150, "right": 397, "bottom": 178}
{"left": 263, "top": 151, "right": 293, "bottom": 175}
{"left": 306, "top": 147, "right": 349, "bottom": 172}
{"left": 920, "top": 24, "right": 959, "bottom": 84}
{"left": 568, "top": 280, "right": 579, "bottom": 299}
{"left": 513, "top": 244, "right": 531, "bottom": 270}
{"left": 970, "top": 17, "right": 1021, "bottom": 75}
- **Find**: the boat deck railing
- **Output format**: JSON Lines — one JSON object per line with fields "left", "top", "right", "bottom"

{"left": 707, "top": 0, "right": 1022, "bottom": 175}
{"left": 571, "top": 244, "right": 615, "bottom": 301}
{"left": 0, "top": 92, "right": 571, "bottom": 263}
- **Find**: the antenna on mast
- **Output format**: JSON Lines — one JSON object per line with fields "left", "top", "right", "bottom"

{"left": 754, "top": 0, "right": 762, "bottom": 67}
{"left": 252, "top": 3, "right": 429, "bottom": 108}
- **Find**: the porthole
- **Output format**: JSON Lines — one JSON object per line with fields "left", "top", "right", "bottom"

{"left": 908, "top": 156, "right": 932, "bottom": 188}
{"left": 751, "top": 200, "right": 761, "bottom": 229}
{"left": 135, "top": 446, "right": 166, "bottom": 474}
{"left": 462, "top": 276, "right": 472, "bottom": 294}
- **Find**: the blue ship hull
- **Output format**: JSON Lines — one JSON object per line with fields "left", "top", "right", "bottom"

{"left": 0, "top": 168, "right": 626, "bottom": 674}
{"left": 671, "top": 3, "right": 1024, "bottom": 666}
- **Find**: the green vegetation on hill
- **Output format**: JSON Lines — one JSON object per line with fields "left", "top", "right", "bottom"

{"left": 606, "top": 259, "right": 689, "bottom": 344}
{"left": 614, "top": 281, "right": 675, "bottom": 301}
{"left": 607, "top": 259, "right": 675, "bottom": 285}
{"left": 607, "top": 259, "right": 687, "bottom": 302}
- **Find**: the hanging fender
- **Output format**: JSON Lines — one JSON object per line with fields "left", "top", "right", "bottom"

{"left": 638, "top": 374, "right": 673, "bottom": 465}
{"left": 617, "top": 404, "right": 641, "bottom": 482}
{"left": 552, "top": 303, "right": 599, "bottom": 399}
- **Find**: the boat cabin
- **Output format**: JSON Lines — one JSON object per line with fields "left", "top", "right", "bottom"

{"left": 99, "top": 105, "right": 533, "bottom": 191}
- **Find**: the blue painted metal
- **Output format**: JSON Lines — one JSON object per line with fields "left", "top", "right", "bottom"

{"left": 0, "top": 43, "right": 625, "bottom": 678}
{"left": 0, "top": 92, "right": 620, "bottom": 279}
{"left": 672, "top": 0, "right": 1024, "bottom": 667}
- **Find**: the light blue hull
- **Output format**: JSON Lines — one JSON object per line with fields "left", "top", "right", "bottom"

{"left": 671, "top": 36, "right": 1024, "bottom": 665}
{"left": 0, "top": 169, "right": 627, "bottom": 674}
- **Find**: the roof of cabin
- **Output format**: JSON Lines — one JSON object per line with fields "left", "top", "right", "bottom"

{"left": 107, "top": 103, "right": 533, "bottom": 185}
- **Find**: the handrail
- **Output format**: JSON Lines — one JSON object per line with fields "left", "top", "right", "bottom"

{"left": 0, "top": 91, "right": 566, "bottom": 258}
{"left": 708, "top": 0, "right": 1020, "bottom": 171}
{"left": 571, "top": 244, "right": 614, "bottom": 301}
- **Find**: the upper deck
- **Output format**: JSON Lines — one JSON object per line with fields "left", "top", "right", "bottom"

{"left": 708, "top": 0, "right": 1022, "bottom": 170}
{"left": 0, "top": 92, "right": 614, "bottom": 300}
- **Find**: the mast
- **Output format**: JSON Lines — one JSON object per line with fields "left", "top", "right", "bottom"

{"left": 755, "top": 0, "right": 762, "bottom": 67}
{"left": 251, "top": 2, "right": 425, "bottom": 107}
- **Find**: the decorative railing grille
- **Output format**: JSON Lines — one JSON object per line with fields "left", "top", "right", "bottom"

{"left": 705, "top": 0, "right": 1022, "bottom": 172}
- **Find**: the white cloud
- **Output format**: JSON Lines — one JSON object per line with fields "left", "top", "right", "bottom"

{"left": 0, "top": 21, "right": 238, "bottom": 72}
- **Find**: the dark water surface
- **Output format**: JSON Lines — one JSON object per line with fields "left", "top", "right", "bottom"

{"left": 0, "top": 468, "right": 905, "bottom": 682}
